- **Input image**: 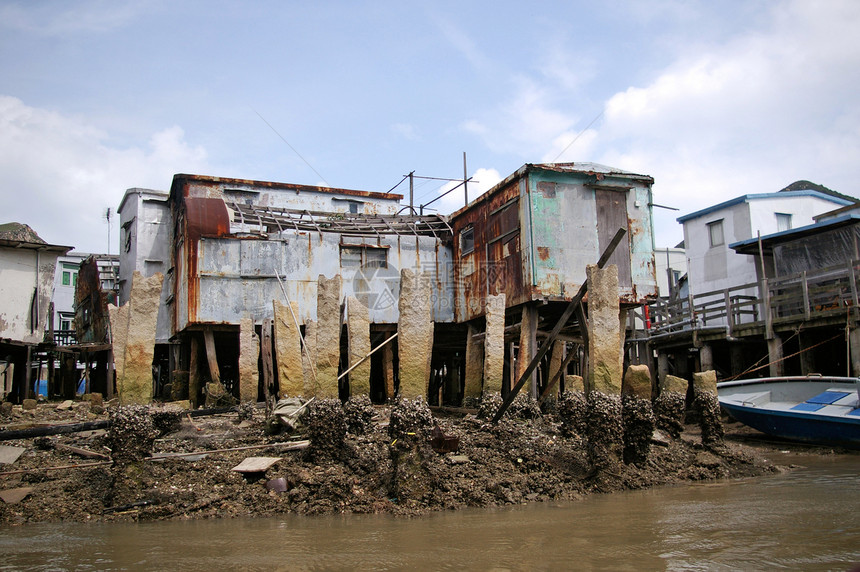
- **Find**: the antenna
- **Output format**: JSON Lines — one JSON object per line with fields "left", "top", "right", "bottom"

{"left": 104, "top": 208, "right": 112, "bottom": 256}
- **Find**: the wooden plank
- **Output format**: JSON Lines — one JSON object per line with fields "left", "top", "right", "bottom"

{"left": 261, "top": 318, "right": 275, "bottom": 403}
{"left": 0, "top": 445, "right": 25, "bottom": 464}
{"left": 0, "top": 487, "right": 33, "bottom": 504}
{"left": 203, "top": 328, "right": 221, "bottom": 384}
{"left": 231, "top": 456, "right": 281, "bottom": 473}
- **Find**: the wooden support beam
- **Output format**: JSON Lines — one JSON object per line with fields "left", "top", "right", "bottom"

{"left": 203, "top": 328, "right": 221, "bottom": 384}
{"left": 538, "top": 345, "right": 578, "bottom": 403}
{"left": 261, "top": 318, "right": 275, "bottom": 409}
{"left": 492, "top": 228, "right": 626, "bottom": 423}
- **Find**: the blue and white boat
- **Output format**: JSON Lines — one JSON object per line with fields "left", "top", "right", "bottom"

{"left": 717, "top": 376, "right": 860, "bottom": 449}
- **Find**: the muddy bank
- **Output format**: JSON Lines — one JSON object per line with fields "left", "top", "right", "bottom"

{"left": 0, "top": 395, "right": 844, "bottom": 526}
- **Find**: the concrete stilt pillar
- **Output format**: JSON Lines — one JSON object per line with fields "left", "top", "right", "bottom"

{"left": 730, "top": 343, "right": 745, "bottom": 377}
{"left": 346, "top": 296, "right": 371, "bottom": 398}
{"left": 517, "top": 304, "right": 539, "bottom": 398}
{"left": 315, "top": 275, "right": 342, "bottom": 398}
{"left": 850, "top": 327, "right": 860, "bottom": 377}
{"left": 111, "top": 271, "right": 163, "bottom": 405}
{"left": 463, "top": 323, "right": 484, "bottom": 402}
{"left": 798, "top": 331, "right": 817, "bottom": 375}
{"left": 398, "top": 268, "right": 433, "bottom": 399}
{"left": 587, "top": 265, "right": 622, "bottom": 395}
{"left": 238, "top": 317, "right": 259, "bottom": 403}
{"left": 273, "top": 300, "right": 305, "bottom": 398}
{"left": 657, "top": 351, "right": 669, "bottom": 386}
{"left": 483, "top": 294, "right": 506, "bottom": 395}
{"left": 699, "top": 343, "right": 714, "bottom": 373}
{"left": 767, "top": 335, "right": 784, "bottom": 377}
{"left": 585, "top": 264, "right": 624, "bottom": 474}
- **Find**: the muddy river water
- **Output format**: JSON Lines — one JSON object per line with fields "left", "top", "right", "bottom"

{"left": 2, "top": 453, "right": 859, "bottom": 571}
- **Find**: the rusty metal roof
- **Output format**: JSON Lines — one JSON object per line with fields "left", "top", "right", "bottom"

{"left": 227, "top": 201, "right": 452, "bottom": 239}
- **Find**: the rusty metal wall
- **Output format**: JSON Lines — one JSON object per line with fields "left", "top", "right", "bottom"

{"left": 451, "top": 165, "right": 657, "bottom": 322}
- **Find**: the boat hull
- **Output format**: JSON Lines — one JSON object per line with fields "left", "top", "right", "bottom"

{"left": 717, "top": 377, "right": 860, "bottom": 449}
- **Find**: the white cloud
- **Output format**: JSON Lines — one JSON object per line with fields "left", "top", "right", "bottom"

{"left": 0, "top": 0, "right": 145, "bottom": 35}
{"left": 430, "top": 167, "right": 503, "bottom": 215}
{"left": 0, "top": 96, "right": 210, "bottom": 252}
{"left": 592, "top": 0, "right": 860, "bottom": 247}
{"left": 463, "top": 77, "right": 579, "bottom": 157}
{"left": 391, "top": 123, "right": 420, "bottom": 141}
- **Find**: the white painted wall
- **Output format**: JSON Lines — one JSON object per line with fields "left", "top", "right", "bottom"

{"left": 0, "top": 247, "right": 63, "bottom": 343}
{"left": 653, "top": 247, "right": 687, "bottom": 297}
{"left": 682, "top": 193, "right": 849, "bottom": 298}
{"left": 117, "top": 188, "right": 170, "bottom": 306}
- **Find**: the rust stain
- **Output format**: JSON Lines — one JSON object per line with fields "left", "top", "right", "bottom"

{"left": 537, "top": 246, "right": 551, "bottom": 261}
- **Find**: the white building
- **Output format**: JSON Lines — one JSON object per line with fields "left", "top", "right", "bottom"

{"left": 653, "top": 245, "right": 687, "bottom": 298}
{"left": 117, "top": 188, "right": 170, "bottom": 306}
{"left": 677, "top": 189, "right": 852, "bottom": 298}
{"left": 52, "top": 252, "right": 119, "bottom": 341}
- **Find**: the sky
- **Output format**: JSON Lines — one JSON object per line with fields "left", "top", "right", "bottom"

{"left": 2, "top": 0, "right": 860, "bottom": 254}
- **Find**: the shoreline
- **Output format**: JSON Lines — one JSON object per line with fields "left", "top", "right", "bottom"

{"left": 0, "top": 398, "right": 854, "bottom": 526}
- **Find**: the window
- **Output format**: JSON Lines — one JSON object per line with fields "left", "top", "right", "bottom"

{"left": 776, "top": 213, "right": 792, "bottom": 232}
{"left": 460, "top": 226, "right": 475, "bottom": 255}
{"left": 340, "top": 246, "right": 387, "bottom": 268}
{"left": 707, "top": 220, "right": 724, "bottom": 247}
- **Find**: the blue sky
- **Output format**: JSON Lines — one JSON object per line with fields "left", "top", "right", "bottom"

{"left": 2, "top": 0, "right": 859, "bottom": 254}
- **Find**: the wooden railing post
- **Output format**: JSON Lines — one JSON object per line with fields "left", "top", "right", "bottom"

{"left": 762, "top": 278, "right": 774, "bottom": 339}
{"left": 801, "top": 271, "right": 810, "bottom": 320}
{"left": 724, "top": 289, "right": 734, "bottom": 337}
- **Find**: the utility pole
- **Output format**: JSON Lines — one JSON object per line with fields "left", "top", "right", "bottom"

{"left": 463, "top": 152, "right": 468, "bottom": 206}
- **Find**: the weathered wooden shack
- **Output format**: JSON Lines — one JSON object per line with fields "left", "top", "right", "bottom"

{"left": 449, "top": 163, "right": 658, "bottom": 398}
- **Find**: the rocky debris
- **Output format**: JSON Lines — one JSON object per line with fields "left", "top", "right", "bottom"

{"left": 654, "top": 392, "right": 686, "bottom": 439}
{"left": 476, "top": 392, "right": 540, "bottom": 421}
{"left": 622, "top": 396, "right": 656, "bottom": 465}
{"left": 0, "top": 395, "right": 805, "bottom": 526}
{"left": 387, "top": 397, "right": 434, "bottom": 504}
{"left": 557, "top": 390, "right": 588, "bottom": 437}
{"left": 0, "top": 402, "right": 12, "bottom": 419}
{"left": 107, "top": 405, "right": 157, "bottom": 464}
{"left": 304, "top": 399, "right": 346, "bottom": 461}
{"left": 694, "top": 392, "right": 724, "bottom": 448}
{"left": 343, "top": 395, "right": 374, "bottom": 436}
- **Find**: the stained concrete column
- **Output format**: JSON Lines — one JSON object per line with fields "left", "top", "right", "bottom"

{"left": 798, "top": 331, "right": 816, "bottom": 375}
{"left": 463, "top": 323, "right": 484, "bottom": 402}
{"left": 586, "top": 264, "right": 622, "bottom": 395}
{"left": 111, "top": 271, "right": 163, "bottom": 405}
{"left": 585, "top": 264, "right": 624, "bottom": 476}
{"left": 656, "top": 351, "right": 669, "bottom": 387}
{"left": 238, "top": 317, "right": 259, "bottom": 403}
{"left": 699, "top": 343, "right": 714, "bottom": 373}
{"left": 316, "top": 275, "right": 342, "bottom": 398}
{"left": 346, "top": 296, "right": 371, "bottom": 398}
{"left": 516, "top": 304, "right": 539, "bottom": 398}
{"left": 850, "top": 327, "right": 860, "bottom": 377}
{"left": 767, "top": 335, "right": 785, "bottom": 377}
{"left": 273, "top": 300, "right": 305, "bottom": 398}
{"left": 398, "top": 268, "right": 434, "bottom": 399}
{"left": 483, "top": 294, "right": 506, "bottom": 395}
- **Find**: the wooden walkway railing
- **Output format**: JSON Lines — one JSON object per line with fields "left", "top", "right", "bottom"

{"left": 646, "top": 259, "right": 860, "bottom": 338}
